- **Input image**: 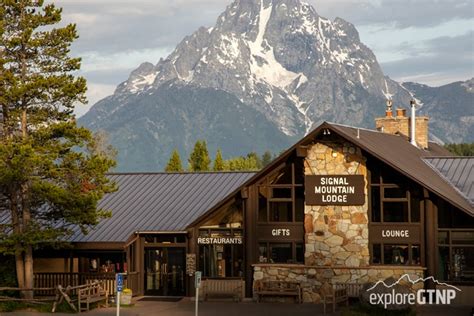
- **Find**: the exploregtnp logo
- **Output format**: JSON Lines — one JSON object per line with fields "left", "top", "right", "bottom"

{"left": 365, "top": 274, "right": 461, "bottom": 309}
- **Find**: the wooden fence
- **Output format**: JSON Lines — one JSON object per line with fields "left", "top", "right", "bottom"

{"left": 34, "top": 272, "right": 140, "bottom": 297}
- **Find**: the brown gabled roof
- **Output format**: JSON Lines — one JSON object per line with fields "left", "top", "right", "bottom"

{"left": 327, "top": 123, "right": 473, "bottom": 215}
{"left": 189, "top": 122, "right": 473, "bottom": 226}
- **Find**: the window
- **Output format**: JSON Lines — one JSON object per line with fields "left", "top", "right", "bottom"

{"left": 201, "top": 201, "right": 243, "bottom": 228}
{"left": 437, "top": 205, "right": 474, "bottom": 282}
{"left": 383, "top": 201, "right": 409, "bottom": 222}
{"left": 80, "top": 251, "right": 125, "bottom": 273}
{"left": 437, "top": 229, "right": 474, "bottom": 282}
{"left": 257, "top": 162, "right": 304, "bottom": 223}
{"left": 198, "top": 200, "right": 245, "bottom": 278}
{"left": 198, "top": 229, "right": 244, "bottom": 278}
{"left": 270, "top": 201, "right": 292, "bottom": 222}
{"left": 368, "top": 159, "right": 423, "bottom": 266}
{"left": 371, "top": 244, "right": 420, "bottom": 265}
{"left": 258, "top": 242, "right": 304, "bottom": 264}
{"left": 256, "top": 158, "right": 305, "bottom": 265}
{"left": 369, "top": 164, "right": 421, "bottom": 224}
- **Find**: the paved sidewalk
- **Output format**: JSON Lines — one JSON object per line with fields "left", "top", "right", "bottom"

{"left": 1, "top": 298, "right": 472, "bottom": 316}
{"left": 1, "top": 299, "right": 333, "bottom": 316}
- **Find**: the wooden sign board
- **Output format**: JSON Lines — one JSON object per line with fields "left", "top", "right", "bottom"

{"left": 186, "top": 253, "right": 196, "bottom": 276}
{"left": 370, "top": 225, "right": 421, "bottom": 243}
{"left": 257, "top": 223, "right": 304, "bottom": 241}
{"left": 305, "top": 175, "right": 365, "bottom": 205}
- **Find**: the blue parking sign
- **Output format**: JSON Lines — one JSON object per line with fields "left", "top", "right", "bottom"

{"left": 116, "top": 273, "right": 123, "bottom": 292}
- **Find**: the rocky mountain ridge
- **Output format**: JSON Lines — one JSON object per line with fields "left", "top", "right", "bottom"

{"left": 79, "top": 0, "right": 473, "bottom": 171}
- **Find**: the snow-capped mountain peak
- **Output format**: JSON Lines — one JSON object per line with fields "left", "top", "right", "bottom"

{"left": 80, "top": 0, "right": 472, "bottom": 172}
{"left": 114, "top": 0, "right": 397, "bottom": 136}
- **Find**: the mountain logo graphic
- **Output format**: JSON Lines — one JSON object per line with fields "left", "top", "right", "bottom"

{"left": 366, "top": 274, "right": 461, "bottom": 308}
{"left": 366, "top": 274, "right": 461, "bottom": 292}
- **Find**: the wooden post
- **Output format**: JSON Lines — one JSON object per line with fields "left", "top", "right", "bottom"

{"left": 245, "top": 184, "right": 257, "bottom": 298}
{"left": 137, "top": 237, "right": 144, "bottom": 296}
{"left": 424, "top": 189, "right": 437, "bottom": 289}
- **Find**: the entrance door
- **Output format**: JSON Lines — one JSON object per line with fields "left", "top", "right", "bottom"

{"left": 144, "top": 248, "right": 185, "bottom": 296}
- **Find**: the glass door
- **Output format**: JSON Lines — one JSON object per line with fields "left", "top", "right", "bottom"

{"left": 145, "top": 248, "right": 185, "bottom": 296}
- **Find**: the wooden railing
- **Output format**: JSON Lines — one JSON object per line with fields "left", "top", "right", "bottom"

{"left": 34, "top": 272, "right": 140, "bottom": 297}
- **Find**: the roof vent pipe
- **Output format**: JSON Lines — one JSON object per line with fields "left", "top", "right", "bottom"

{"left": 410, "top": 100, "right": 417, "bottom": 147}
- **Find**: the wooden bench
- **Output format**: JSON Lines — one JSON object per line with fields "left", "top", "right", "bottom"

{"left": 255, "top": 281, "right": 302, "bottom": 304}
{"left": 202, "top": 279, "right": 245, "bottom": 302}
{"left": 322, "top": 283, "right": 349, "bottom": 315}
{"left": 77, "top": 281, "right": 108, "bottom": 313}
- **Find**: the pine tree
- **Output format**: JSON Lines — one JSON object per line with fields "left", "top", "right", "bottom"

{"left": 188, "top": 140, "right": 210, "bottom": 171}
{"left": 247, "top": 152, "right": 262, "bottom": 169}
{"left": 213, "top": 149, "right": 225, "bottom": 171}
{"left": 225, "top": 155, "right": 260, "bottom": 171}
{"left": 0, "top": 1, "right": 116, "bottom": 298}
{"left": 261, "top": 151, "right": 273, "bottom": 167}
{"left": 444, "top": 143, "right": 474, "bottom": 156}
{"left": 165, "top": 149, "right": 183, "bottom": 172}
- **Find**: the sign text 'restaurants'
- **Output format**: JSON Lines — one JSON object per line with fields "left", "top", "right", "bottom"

{"left": 305, "top": 175, "right": 365, "bottom": 205}
{"left": 197, "top": 237, "right": 242, "bottom": 244}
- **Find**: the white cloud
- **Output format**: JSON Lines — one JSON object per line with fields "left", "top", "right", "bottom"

{"left": 49, "top": 0, "right": 472, "bottom": 107}
{"left": 62, "top": 13, "right": 99, "bottom": 25}
{"left": 75, "top": 83, "right": 116, "bottom": 117}
{"left": 395, "top": 73, "right": 468, "bottom": 87}
{"left": 359, "top": 18, "right": 474, "bottom": 62}
{"left": 79, "top": 47, "right": 173, "bottom": 73}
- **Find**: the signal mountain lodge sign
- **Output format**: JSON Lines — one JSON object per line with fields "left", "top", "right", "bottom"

{"left": 18, "top": 109, "right": 474, "bottom": 305}
{"left": 305, "top": 175, "right": 365, "bottom": 205}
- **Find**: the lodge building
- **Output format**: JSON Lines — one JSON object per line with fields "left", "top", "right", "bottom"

{"left": 32, "top": 107, "right": 474, "bottom": 303}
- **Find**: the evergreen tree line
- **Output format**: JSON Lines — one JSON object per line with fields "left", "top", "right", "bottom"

{"left": 444, "top": 143, "right": 474, "bottom": 156}
{"left": 165, "top": 140, "right": 274, "bottom": 172}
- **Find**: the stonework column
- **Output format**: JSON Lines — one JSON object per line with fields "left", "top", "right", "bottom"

{"left": 304, "top": 141, "right": 369, "bottom": 268}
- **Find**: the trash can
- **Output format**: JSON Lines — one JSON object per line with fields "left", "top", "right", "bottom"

{"left": 120, "top": 288, "right": 133, "bottom": 305}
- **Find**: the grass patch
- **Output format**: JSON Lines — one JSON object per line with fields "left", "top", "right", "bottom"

{"left": 341, "top": 303, "right": 416, "bottom": 316}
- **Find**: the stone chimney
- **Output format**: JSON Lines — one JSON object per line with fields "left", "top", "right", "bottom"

{"left": 375, "top": 101, "right": 429, "bottom": 149}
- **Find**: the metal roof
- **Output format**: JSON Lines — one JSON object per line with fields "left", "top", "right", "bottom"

{"left": 233, "top": 122, "right": 473, "bottom": 216}
{"left": 69, "top": 172, "right": 255, "bottom": 243}
{"left": 423, "top": 157, "right": 474, "bottom": 206}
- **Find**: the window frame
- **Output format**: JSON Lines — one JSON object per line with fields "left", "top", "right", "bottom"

{"left": 368, "top": 159, "right": 425, "bottom": 267}
{"left": 198, "top": 228, "right": 245, "bottom": 278}
{"left": 257, "top": 163, "right": 304, "bottom": 223}
{"left": 437, "top": 228, "right": 474, "bottom": 283}
{"left": 258, "top": 241, "right": 304, "bottom": 264}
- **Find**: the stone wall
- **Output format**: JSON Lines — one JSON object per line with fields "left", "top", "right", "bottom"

{"left": 253, "top": 265, "right": 425, "bottom": 303}
{"left": 252, "top": 139, "right": 427, "bottom": 303}
{"left": 304, "top": 141, "right": 370, "bottom": 268}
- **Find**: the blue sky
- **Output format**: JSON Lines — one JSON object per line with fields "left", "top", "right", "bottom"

{"left": 53, "top": 0, "right": 474, "bottom": 116}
